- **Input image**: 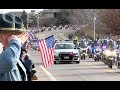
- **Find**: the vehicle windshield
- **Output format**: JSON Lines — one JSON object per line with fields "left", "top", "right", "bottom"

{"left": 102, "top": 40, "right": 108, "bottom": 46}
{"left": 92, "top": 41, "right": 99, "bottom": 47}
{"left": 87, "top": 41, "right": 93, "bottom": 46}
{"left": 55, "top": 43, "right": 75, "bottom": 49}
{"left": 79, "top": 42, "right": 87, "bottom": 48}
{"left": 108, "top": 41, "right": 114, "bottom": 48}
{"left": 108, "top": 47, "right": 114, "bottom": 51}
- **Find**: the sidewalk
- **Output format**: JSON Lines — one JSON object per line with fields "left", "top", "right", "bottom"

{"left": 27, "top": 48, "right": 52, "bottom": 81}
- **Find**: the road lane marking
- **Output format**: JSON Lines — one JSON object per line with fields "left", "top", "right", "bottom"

{"left": 40, "top": 65, "right": 57, "bottom": 81}
{"left": 83, "top": 60, "right": 120, "bottom": 75}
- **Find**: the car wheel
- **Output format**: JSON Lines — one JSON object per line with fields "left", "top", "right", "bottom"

{"left": 83, "top": 56, "right": 85, "bottom": 60}
{"left": 54, "top": 61, "right": 56, "bottom": 64}
{"left": 108, "top": 64, "right": 112, "bottom": 68}
{"left": 98, "top": 58, "right": 99, "bottom": 61}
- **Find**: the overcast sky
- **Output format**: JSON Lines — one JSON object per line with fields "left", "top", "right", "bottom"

{"left": 0, "top": 9, "right": 44, "bottom": 14}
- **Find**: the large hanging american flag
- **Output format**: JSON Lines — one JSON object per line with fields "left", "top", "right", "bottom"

{"left": 38, "top": 35, "right": 54, "bottom": 68}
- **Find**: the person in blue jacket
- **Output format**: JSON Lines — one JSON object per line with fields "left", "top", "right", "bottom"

{"left": 0, "top": 14, "right": 28, "bottom": 81}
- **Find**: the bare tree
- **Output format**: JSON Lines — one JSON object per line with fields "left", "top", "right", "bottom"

{"left": 100, "top": 9, "right": 120, "bottom": 35}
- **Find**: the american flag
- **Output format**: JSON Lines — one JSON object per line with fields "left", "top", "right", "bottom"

{"left": 38, "top": 35, "right": 54, "bottom": 68}
{"left": 35, "top": 38, "right": 40, "bottom": 51}
{"left": 29, "top": 31, "right": 36, "bottom": 39}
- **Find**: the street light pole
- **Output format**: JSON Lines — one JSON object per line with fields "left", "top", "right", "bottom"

{"left": 37, "top": 12, "right": 40, "bottom": 29}
{"left": 27, "top": 13, "right": 29, "bottom": 29}
{"left": 93, "top": 11, "right": 96, "bottom": 40}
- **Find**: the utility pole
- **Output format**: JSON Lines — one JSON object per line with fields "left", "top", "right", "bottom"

{"left": 27, "top": 13, "right": 29, "bottom": 29}
{"left": 93, "top": 11, "right": 96, "bottom": 40}
{"left": 37, "top": 12, "right": 40, "bottom": 29}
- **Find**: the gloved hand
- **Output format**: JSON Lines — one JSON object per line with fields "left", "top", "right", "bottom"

{"left": 0, "top": 43, "right": 3, "bottom": 54}
{"left": 8, "top": 35, "right": 21, "bottom": 43}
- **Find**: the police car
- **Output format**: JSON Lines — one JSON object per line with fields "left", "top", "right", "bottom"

{"left": 54, "top": 40, "right": 80, "bottom": 64}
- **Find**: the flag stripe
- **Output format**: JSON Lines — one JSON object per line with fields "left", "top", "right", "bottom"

{"left": 51, "top": 48, "right": 54, "bottom": 65}
{"left": 40, "top": 40, "right": 50, "bottom": 67}
{"left": 42, "top": 40, "right": 50, "bottom": 67}
{"left": 39, "top": 40, "right": 48, "bottom": 67}
{"left": 48, "top": 49, "right": 52, "bottom": 66}
{"left": 39, "top": 40, "right": 47, "bottom": 67}
{"left": 38, "top": 41, "right": 44, "bottom": 66}
{"left": 48, "top": 48, "right": 54, "bottom": 66}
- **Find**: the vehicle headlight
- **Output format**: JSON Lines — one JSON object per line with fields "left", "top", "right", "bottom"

{"left": 113, "top": 51, "right": 116, "bottom": 56}
{"left": 103, "top": 51, "right": 106, "bottom": 54}
{"left": 105, "top": 50, "right": 111, "bottom": 56}
{"left": 105, "top": 50, "right": 116, "bottom": 56}
{"left": 96, "top": 48, "right": 99, "bottom": 51}
{"left": 96, "top": 48, "right": 101, "bottom": 51}
{"left": 74, "top": 53, "right": 79, "bottom": 56}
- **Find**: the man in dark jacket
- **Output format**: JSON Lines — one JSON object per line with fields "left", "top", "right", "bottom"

{"left": 23, "top": 55, "right": 38, "bottom": 80}
{"left": 20, "top": 47, "right": 38, "bottom": 81}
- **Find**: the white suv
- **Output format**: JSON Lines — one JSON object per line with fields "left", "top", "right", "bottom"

{"left": 54, "top": 40, "right": 80, "bottom": 64}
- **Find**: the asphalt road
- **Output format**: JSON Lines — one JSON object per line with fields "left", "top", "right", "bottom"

{"left": 28, "top": 28, "right": 120, "bottom": 81}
